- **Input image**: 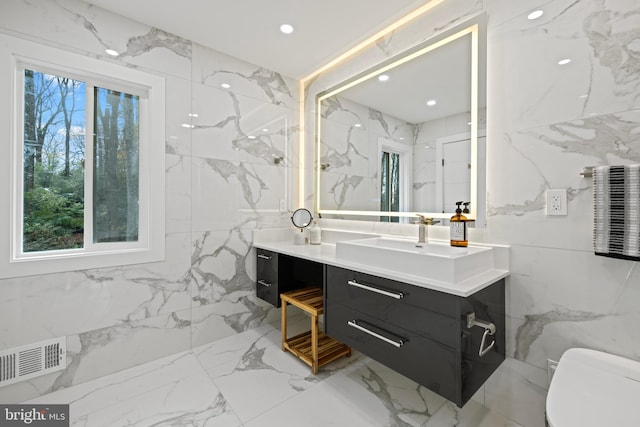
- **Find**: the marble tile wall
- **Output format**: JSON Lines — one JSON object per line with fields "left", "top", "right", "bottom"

{"left": 0, "top": 0, "right": 297, "bottom": 402}
{"left": 2, "top": 0, "right": 640, "bottom": 424}
{"left": 307, "top": 0, "right": 640, "bottom": 424}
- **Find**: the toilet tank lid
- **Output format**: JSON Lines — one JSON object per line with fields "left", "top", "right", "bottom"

{"left": 546, "top": 348, "right": 640, "bottom": 427}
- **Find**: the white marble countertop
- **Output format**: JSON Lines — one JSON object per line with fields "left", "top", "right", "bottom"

{"left": 253, "top": 231, "right": 509, "bottom": 297}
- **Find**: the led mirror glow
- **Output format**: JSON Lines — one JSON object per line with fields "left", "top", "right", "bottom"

{"left": 315, "top": 16, "right": 486, "bottom": 225}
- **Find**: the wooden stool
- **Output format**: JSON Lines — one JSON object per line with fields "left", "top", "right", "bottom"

{"left": 280, "top": 287, "right": 351, "bottom": 374}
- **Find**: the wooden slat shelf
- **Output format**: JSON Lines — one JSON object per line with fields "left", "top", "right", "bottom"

{"left": 281, "top": 287, "right": 351, "bottom": 374}
{"left": 283, "top": 331, "right": 351, "bottom": 370}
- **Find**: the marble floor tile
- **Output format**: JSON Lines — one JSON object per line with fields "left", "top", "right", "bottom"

{"left": 426, "top": 400, "right": 524, "bottom": 427}
{"left": 26, "top": 351, "right": 241, "bottom": 426}
{"left": 195, "top": 322, "right": 363, "bottom": 423}
{"left": 21, "top": 326, "right": 539, "bottom": 427}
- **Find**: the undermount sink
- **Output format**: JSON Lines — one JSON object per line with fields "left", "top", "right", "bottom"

{"left": 335, "top": 237, "right": 494, "bottom": 283}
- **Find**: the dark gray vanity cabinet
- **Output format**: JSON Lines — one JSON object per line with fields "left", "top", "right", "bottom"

{"left": 324, "top": 265, "right": 505, "bottom": 407}
{"left": 256, "top": 249, "right": 324, "bottom": 308}
{"left": 256, "top": 249, "right": 280, "bottom": 306}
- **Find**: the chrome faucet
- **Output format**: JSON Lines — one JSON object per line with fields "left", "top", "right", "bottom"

{"left": 415, "top": 215, "right": 440, "bottom": 244}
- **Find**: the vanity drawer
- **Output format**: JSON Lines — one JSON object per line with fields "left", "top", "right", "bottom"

{"left": 326, "top": 301, "right": 460, "bottom": 404}
{"left": 326, "top": 266, "right": 460, "bottom": 345}
{"left": 256, "top": 249, "right": 279, "bottom": 306}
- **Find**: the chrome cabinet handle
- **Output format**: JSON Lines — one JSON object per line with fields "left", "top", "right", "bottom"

{"left": 258, "top": 280, "right": 272, "bottom": 287}
{"left": 347, "top": 280, "right": 404, "bottom": 299}
{"left": 347, "top": 320, "right": 405, "bottom": 348}
{"left": 257, "top": 254, "right": 272, "bottom": 260}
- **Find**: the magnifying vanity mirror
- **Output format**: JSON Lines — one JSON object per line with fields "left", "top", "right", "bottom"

{"left": 291, "top": 208, "right": 313, "bottom": 245}
{"left": 291, "top": 208, "right": 313, "bottom": 229}
{"left": 315, "top": 15, "right": 486, "bottom": 226}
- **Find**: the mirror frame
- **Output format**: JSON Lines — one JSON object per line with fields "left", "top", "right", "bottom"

{"left": 291, "top": 208, "right": 313, "bottom": 229}
{"left": 314, "top": 16, "right": 485, "bottom": 223}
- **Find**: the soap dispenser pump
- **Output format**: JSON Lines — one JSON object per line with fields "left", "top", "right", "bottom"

{"left": 462, "top": 202, "right": 470, "bottom": 215}
{"left": 450, "top": 201, "right": 468, "bottom": 247}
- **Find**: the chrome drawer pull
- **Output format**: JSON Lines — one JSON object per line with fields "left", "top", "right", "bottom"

{"left": 258, "top": 280, "right": 272, "bottom": 287}
{"left": 347, "top": 320, "right": 404, "bottom": 348}
{"left": 257, "top": 254, "right": 272, "bottom": 260}
{"left": 347, "top": 280, "right": 404, "bottom": 299}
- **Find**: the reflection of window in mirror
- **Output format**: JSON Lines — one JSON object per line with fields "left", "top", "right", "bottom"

{"left": 379, "top": 138, "right": 412, "bottom": 222}
{"left": 380, "top": 151, "right": 399, "bottom": 222}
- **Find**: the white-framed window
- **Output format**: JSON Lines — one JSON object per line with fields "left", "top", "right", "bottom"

{"left": 0, "top": 33, "right": 165, "bottom": 279}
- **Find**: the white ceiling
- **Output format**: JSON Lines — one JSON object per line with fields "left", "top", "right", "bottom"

{"left": 338, "top": 34, "right": 471, "bottom": 124}
{"left": 86, "top": 0, "right": 432, "bottom": 79}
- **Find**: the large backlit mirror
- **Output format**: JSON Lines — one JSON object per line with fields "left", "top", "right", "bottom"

{"left": 315, "top": 15, "right": 486, "bottom": 226}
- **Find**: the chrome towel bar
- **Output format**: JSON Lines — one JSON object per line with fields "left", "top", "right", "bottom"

{"left": 466, "top": 312, "right": 496, "bottom": 357}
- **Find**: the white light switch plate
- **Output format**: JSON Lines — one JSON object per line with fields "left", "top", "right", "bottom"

{"left": 546, "top": 189, "right": 567, "bottom": 216}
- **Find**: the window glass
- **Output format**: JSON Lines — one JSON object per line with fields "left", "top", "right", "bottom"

{"left": 22, "top": 69, "right": 141, "bottom": 252}
{"left": 23, "top": 70, "right": 86, "bottom": 252}
{"left": 93, "top": 88, "right": 139, "bottom": 243}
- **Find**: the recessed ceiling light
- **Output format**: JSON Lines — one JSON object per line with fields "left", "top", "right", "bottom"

{"left": 354, "top": 123, "right": 362, "bottom": 128}
{"left": 527, "top": 10, "right": 544, "bottom": 20}
{"left": 221, "top": 83, "right": 231, "bottom": 89}
{"left": 426, "top": 99, "right": 437, "bottom": 106}
{"left": 467, "top": 122, "right": 472, "bottom": 125}
{"left": 579, "top": 94, "right": 588, "bottom": 98}
{"left": 262, "top": 128, "right": 269, "bottom": 132}
{"left": 105, "top": 49, "right": 119, "bottom": 57}
{"left": 378, "top": 74, "right": 390, "bottom": 82}
{"left": 399, "top": 137, "right": 405, "bottom": 140}
{"left": 558, "top": 58, "right": 571, "bottom": 65}
{"left": 248, "top": 135, "right": 257, "bottom": 139}
{"left": 188, "top": 113, "right": 199, "bottom": 118}
{"left": 280, "top": 24, "right": 294, "bottom": 34}
{"left": 181, "top": 123, "right": 194, "bottom": 129}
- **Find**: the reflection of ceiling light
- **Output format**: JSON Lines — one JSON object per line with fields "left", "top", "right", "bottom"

{"left": 354, "top": 123, "right": 361, "bottom": 127}
{"left": 105, "top": 49, "right": 119, "bottom": 57}
{"left": 579, "top": 94, "right": 588, "bottom": 98}
{"left": 426, "top": 99, "right": 437, "bottom": 106}
{"left": 399, "top": 137, "right": 405, "bottom": 140}
{"left": 378, "top": 74, "right": 390, "bottom": 82}
{"left": 262, "top": 128, "right": 269, "bottom": 132}
{"left": 425, "top": 145, "right": 431, "bottom": 149}
{"left": 467, "top": 122, "right": 472, "bottom": 125}
{"left": 248, "top": 135, "right": 256, "bottom": 139}
{"left": 527, "top": 10, "right": 544, "bottom": 20}
{"left": 558, "top": 58, "right": 571, "bottom": 65}
{"left": 221, "top": 83, "right": 231, "bottom": 89}
{"left": 188, "top": 113, "right": 199, "bottom": 117}
{"left": 280, "top": 24, "right": 294, "bottom": 34}
{"left": 181, "top": 124, "right": 194, "bottom": 129}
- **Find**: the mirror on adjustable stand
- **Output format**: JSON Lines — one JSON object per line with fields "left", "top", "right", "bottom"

{"left": 290, "top": 208, "right": 313, "bottom": 245}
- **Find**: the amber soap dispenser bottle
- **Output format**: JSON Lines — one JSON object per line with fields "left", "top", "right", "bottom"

{"left": 450, "top": 201, "right": 468, "bottom": 247}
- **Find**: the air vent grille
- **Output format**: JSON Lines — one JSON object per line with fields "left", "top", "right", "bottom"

{"left": 0, "top": 337, "right": 66, "bottom": 388}
{"left": 0, "top": 354, "right": 16, "bottom": 382}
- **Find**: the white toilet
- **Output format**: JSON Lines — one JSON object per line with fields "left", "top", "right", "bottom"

{"left": 546, "top": 348, "right": 640, "bottom": 427}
